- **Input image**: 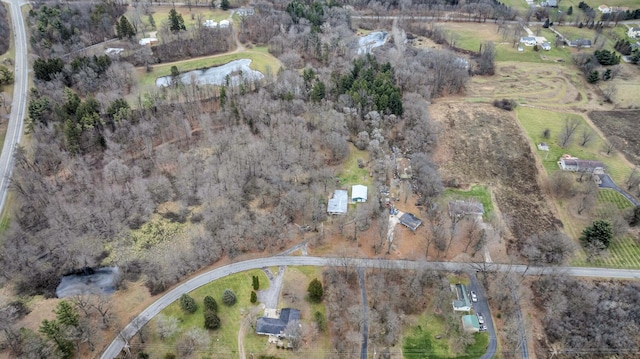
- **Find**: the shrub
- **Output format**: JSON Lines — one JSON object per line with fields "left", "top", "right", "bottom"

{"left": 307, "top": 278, "right": 323, "bottom": 303}
{"left": 203, "top": 295, "right": 218, "bottom": 313}
{"left": 313, "top": 311, "right": 326, "bottom": 332}
{"left": 250, "top": 291, "right": 257, "bottom": 303}
{"left": 222, "top": 289, "right": 237, "bottom": 306}
{"left": 204, "top": 310, "right": 221, "bottom": 330}
{"left": 492, "top": 98, "right": 517, "bottom": 111}
{"left": 252, "top": 275, "right": 259, "bottom": 290}
{"left": 587, "top": 70, "right": 599, "bottom": 83}
{"left": 179, "top": 294, "right": 197, "bottom": 314}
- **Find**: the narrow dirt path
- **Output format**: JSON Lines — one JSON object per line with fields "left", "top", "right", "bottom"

{"left": 357, "top": 268, "right": 369, "bottom": 359}
{"left": 238, "top": 304, "right": 265, "bottom": 359}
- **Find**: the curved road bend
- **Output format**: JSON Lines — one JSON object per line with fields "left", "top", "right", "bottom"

{"left": 102, "top": 257, "right": 640, "bottom": 358}
{"left": 0, "top": 0, "right": 29, "bottom": 212}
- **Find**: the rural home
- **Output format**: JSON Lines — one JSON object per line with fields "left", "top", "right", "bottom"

{"left": 558, "top": 156, "right": 605, "bottom": 173}
{"left": 203, "top": 19, "right": 218, "bottom": 28}
{"left": 327, "top": 190, "right": 348, "bottom": 215}
{"left": 352, "top": 185, "right": 368, "bottom": 203}
{"left": 520, "top": 37, "right": 537, "bottom": 46}
{"left": 452, "top": 283, "right": 472, "bottom": 312}
{"left": 399, "top": 213, "right": 422, "bottom": 231}
{"left": 628, "top": 27, "right": 640, "bottom": 39}
{"left": 541, "top": 0, "right": 558, "bottom": 7}
{"left": 219, "top": 19, "right": 230, "bottom": 28}
{"left": 565, "top": 39, "right": 592, "bottom": 48}
{"left": 462, "top": 315, "right": 480, "bottom": 333}
{"left": 256, "top": 308, "right": 301, "bottom": 337}
{"left": 449, "top": 200, "right": 485, "bottom": 218}
{"left": 138, "top": 38, "right": 158, "bottom": 46}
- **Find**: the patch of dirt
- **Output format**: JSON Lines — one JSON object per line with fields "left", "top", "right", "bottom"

{"left": 589, "top": 110, "right": 640, "bottom": 166}
{"left": 431, "top": 102, "right": 561, "bottom": 252}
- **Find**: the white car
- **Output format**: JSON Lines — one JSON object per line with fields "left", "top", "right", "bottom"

{"left": 477, "top": 313, "right": 485, "bottom": 325}
{"left": 470, "top": 291, "right": 478, "bottom": 302}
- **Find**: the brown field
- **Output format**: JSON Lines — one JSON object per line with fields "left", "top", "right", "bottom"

{"left": 589, "top": 110, "right": 640, "bottom": 165}
{"left": 431, "top": 102, "right": 561, "bottom": 251}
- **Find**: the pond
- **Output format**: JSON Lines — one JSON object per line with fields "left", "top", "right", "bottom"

{"left": 156, "top": 59, "right": 264, "bottom": 88}
{"left": 357, "top": 31, "right": 389, "bottom": 55}
{"left": 56, "top": 267, "right": 119, "bottom": 298}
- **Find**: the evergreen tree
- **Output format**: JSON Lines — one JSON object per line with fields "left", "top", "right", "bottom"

{"left": 168, "top": 8, "right": 186, "bottom": 32}
{"left": 250, "top": 291, "right": 257, "bottom": 303}
{"left": 222, "top": 289, "right": 237, "bottom": 306}
{"left": 603, "top": 68, "right": 612, "bottom": 80}
{"left": 219, "top": 86, "right": 227, "bottom": 108}
{"left": 118, "top": 16, "right": 135, "bottom": 39}
{"left": 580, "top": 220, "right": 613, "bottom": 249}
{"left": 543, "top": 18, "right": 550, "bottom": 28}
{"left": 252, "top": 275, "right": 259, "bottom": 290}
{"left": 203, "top": 295, "right": 218, "bottom": 313}
{"left": 204, "top": 310, "right": 221, "bottom": 330}
{"left": 567, "top": 6, "right": 573, "bottom": 15}
{"left": 221, "top": 0, "right": 230, "bottom": 10}
{"left": 587, "top": 70, "right": 599, "bottom": 83}
{"left": 310, "top": 81, "right": 326, "bottom": 102}
{"left": 148, "top": 14, "right": 156, "bottom": 29}
{"left": 307, "top": 278, "right": 323, "bottom": 303}
{"left": 180, "top": 294, "right": 198, "bottom": 313}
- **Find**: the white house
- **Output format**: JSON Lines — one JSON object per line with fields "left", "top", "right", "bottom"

{"left": 327, "top": 190, "right": 348, "bottom": 215}
{"left": 558, "top": 157, "right": 604, "bottom": 173}
{"left": 598, "top": 5, "right": 611, "bottom": 13}
{"left": 628, "top": 27, "right": 640, "bottom": 39}
{"left": 351, "top": 185, "right": 368, "bottom": 203}
{"left": 138, "top": 38, "right": 158, "bottom": 46}
{"left": 219, "top": 19, "right": 230, "bottom": 28}
{"left": 203, "top": 19, "right": 218, "bottom": 28}
{"left": 520, "top": 37, "right": 537, "bottom": 46}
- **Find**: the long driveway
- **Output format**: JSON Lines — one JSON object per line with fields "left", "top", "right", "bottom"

{"left": 468, "top": 274, "right": 497, "bottom": 359}
{"left": 101, "top": 257, "right": 640, "bottom": 358}
{"left": 0, "top": 0, "right": 28, "bottom": 212}
{"left": 599, "top": 174, "right": 640, "bottom": 206}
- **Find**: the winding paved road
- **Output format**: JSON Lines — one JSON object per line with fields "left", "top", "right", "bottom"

{"left": 101, "top": 257, "right": 640, "bottom": 358}
{"left": 0, "top": 0, "right": 28, "bottom": 212}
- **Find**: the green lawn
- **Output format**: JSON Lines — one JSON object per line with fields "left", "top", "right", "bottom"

{"left": 447, "top": 29, "right": 483, "bottom": 53}
{"left": 139, "top": 47, "right": 281, "bottom": 87}
{"left": 140, "top": 7, "right": 231, "bottom": 31}
{"left": 499, "top": 0, "right": 530, "bottom": 11}
{"left": 444, "top": 186, "right": 494, "bottom": 220}
{"left": 596, "top": 188, "right": 634, "bottom": 216}
{"left": 403, "top": 313, "right": 489, "bottom": 359}
{"left": 147, "top": 269, "right": 269, "bottom": 358}
{"left": 573, "top": 236, "right": 640, "bottom": 269}
{"left": 515, "top": 107, "right": 632, "bottom": 184}
{"left": 337, "top": 144, "right": 372, "bottom": 188}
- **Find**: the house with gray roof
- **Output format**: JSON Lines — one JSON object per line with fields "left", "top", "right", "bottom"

{"left": 256, "top": 308, "right": 301, "bottom": 337}
{"left": 452, "top": 283, "right": 472, "bottom": 312}
{"left": 327, "top": 190, "right": 348, "bottom": 215}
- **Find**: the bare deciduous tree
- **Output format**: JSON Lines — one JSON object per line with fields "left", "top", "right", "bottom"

{"left": 579, "top": 128, "right": 595, "bottom": 147}
{"left": 558, "top": 117, "right": 581, "bottom": 148}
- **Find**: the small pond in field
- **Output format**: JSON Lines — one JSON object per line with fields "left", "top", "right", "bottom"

{"left": 156, "top": 59, "right": 264, "bottom": 88}
{"left": 357, "top": 31, "right": 389, "bottom": 54}
{"left": 56, "top": 267, "right": 119, "bottom": 298}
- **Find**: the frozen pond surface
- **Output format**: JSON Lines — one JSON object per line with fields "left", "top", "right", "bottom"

{"left": 56, "top": 267, "right": 119, "bottom": 298}
{"left": 357, "top": 31, "right": 389, "bottom": 55}
{"left": 156, "top": 59, "right": 264, "bottom": 87}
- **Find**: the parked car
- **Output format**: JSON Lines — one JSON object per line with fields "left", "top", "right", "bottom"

{"left": 479, "top": 324, "right": 487, "bottom": 331}
{"left": 477, "top": 313, "right": 485, "bottom": 324}
{"left": 470, "top": 291, "right": 478, "bottom": 302}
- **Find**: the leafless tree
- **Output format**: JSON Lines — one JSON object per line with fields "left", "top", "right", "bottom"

{"left": 558, "top": 117, "right": 581, "bottom": 147}
{"left": 523, "top": 231, "right": 575, "bottom": 265}
{"left": 576, "top": 181, "right": 598, "bottom": 215}
{"left": 549, "top": 170, "right": 575, "bottom": 198}
{"left": 579, "top": 128, "right": 595, "bottom": 147}
{"left": 601, "top": 85, "right": 617, "bottom": 103}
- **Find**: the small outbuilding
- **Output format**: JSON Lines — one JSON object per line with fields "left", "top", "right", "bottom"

{"left": 138, "top": 38, "right": 158, "bottom": 46}
{"left": 462, "top": 315, "right": 480, "bottom": 333}
{"left": 203, "top": 19, "right": 218, "bottom": 28}
{"left": 537, "top": 142, "right": 549, "bottom": 151}
{"left": 352, "top": 185, "right": 368, "bottom": 203}
{"left": 219, "top": 19, "right": 230, "bottom": 28}
{"left": 399, "top": 213, "right": 422, "bottom": 231}
{"left": 327, "top": 190, "right": 348, "bottom": 215}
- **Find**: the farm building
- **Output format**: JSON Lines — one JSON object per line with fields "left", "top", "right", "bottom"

{"left": 462, "top": 315, "right": 480, "bottom": 333}
{"left": 565, "top": 39, "right": 592, "bottom": 48}
{"left": 399, "top": 213, "right": 422, "bottom": 231}
{"left": 629, "top": 27, "right": 640, "bottom": 39}
{"left": 520, "top": 37, "right": 537, "bottom": 46}
{"left": 558, "top": 157, "right": 605, "bottom": 173}
{"left": 449, "top": 200, "right": 485, "bottom": 218}
{"left": 352, "top": 185, "right": 368, "bottom": 203}
{"left": 327, "top": 190, "right": 348, "bottom": 215}
{"left": 256, "top": 308, "right": 301, "bottom": 337}
{"left": 452, "top": 283, "right": 472, "bottom": 312}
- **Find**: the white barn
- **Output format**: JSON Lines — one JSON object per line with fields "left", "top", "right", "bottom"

{"left": 352, "top": 185, "right": 368, "bottom": 203}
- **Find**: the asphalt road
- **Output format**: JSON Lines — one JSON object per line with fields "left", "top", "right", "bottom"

{"left": 0, "top": 0, "right": 28, "bottom": 212}
{"left": 468, "top": 274, "right": 497, "bottom": 359}
{"left": 101, "top": 257, "right": 640, "bottom": 358}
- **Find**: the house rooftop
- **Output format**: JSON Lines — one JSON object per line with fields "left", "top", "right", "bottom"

{"left": 399, "top": 213, "right": 422, "bottom": 231}
{"left": 256, "top": 308, "right": 300, "bottom": 336}
{"left": 352, "top": 185, "right": 368, "bottom": 202}
{"left": 327, "top": 190, "right": 348, "bottom": 214}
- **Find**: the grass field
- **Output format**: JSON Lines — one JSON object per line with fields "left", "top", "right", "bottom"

{"left": 403, "top": 311, "right": 489, "bottom": 359}
{"left": 444, "top": 185, "right": 494, "bottom": 220}
{"left": 138, "top": 46, "right": 281, "bottom": 87}
{"left": 595, "top": 188, "right": 634, "bottom": 215}
{"left": 146, "top": 269, "right": 269, "bottom": 358}
{"left": 515, "top": 107, "right": 632, "bottom": 184}
{"left": 574, "top": 236, "right": 640, "bottom": 269}
{"left": 130, "top": 6, "right": 232, "bottom": 31}
{"left": 337, "top": 144, "right": 372, "bottom": 188}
